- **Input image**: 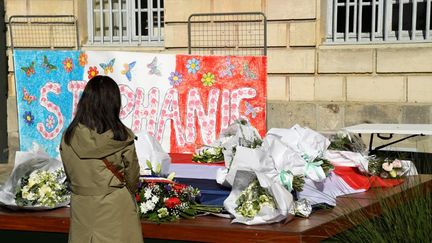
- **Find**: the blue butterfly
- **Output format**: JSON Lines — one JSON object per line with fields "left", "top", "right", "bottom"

{"left": 121, "top": 61, "right": 136, "bottom": 81}
{"left": 147, "top": 57, "right": 162, "bottom": 76}
{"left": 242, "top": 63, "right": 257, "bottom": 81}
{"left": 220, "top": 57, "right": 235, "bottom": 78}
{"left": 41, "top": 55, "right": 57, "bottom": 73}
{"left": 244, "top": 101, "right": 263, "bottom": 119}
{"left": 100, "top": 58, "right": 116, "bottom": 75}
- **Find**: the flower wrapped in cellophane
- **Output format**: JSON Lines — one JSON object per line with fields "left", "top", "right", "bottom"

{"left": 15, "top": 169, "right": 69, "bottom": 207}
{"left": 368, "top": 157, "right": 417, "bottom": 179}
{"left": 215, "top": 119, "right": 263, "bottom": 186}
{"left": 235, "top": 179, "right": 276, "bottom": 218}
{"left": 0, "top": 143, "right": 70, "bottom": 210}
{"left": 136, "top": 162, "right": 223, "bottom": 223}
{"left": 192, "top": 145, "right": 224, "bottom": 164}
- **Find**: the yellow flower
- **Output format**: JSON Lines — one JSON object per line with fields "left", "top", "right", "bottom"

{"left": 201, "top": 72, "right": 215, "bottom": 86}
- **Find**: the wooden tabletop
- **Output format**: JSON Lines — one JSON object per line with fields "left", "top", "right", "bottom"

{"left": 0, "top": 175, "right": 431, "bottom": 243}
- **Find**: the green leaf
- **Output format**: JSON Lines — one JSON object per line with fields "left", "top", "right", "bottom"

{"left": 156, "top": 163, "right": 161, "bottom": 175}
{"left": 146, "top": 160, "right": 153, "bottom": 170}
{"left": 167, "top": 172, "right": 176, "bottom": 181}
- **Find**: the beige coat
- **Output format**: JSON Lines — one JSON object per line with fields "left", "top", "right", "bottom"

{"left": 60, "top": 124, "right": 143, "bottom": 243}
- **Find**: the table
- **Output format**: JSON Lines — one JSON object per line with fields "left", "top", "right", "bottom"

{"left": 1, "top": 175, "right": 430, "bottom": 243}
{"left": 343, "top": 123, "right": 432, "bottom": 152}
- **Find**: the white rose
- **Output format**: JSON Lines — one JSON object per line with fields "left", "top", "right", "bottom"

{"left": 38, "top": 184, "right": 52, "bottom": 198}
{"left": 392, "top": 159, "right": 402, "bottom": 168}
{"left": 382, "top": 162, "right": 394, "bottom": 172}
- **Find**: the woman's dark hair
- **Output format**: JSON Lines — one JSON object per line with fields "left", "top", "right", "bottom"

{"left": 64, "top": 75, "right": 129, "bottom": 144}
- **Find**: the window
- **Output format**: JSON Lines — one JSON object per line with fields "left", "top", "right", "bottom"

{"left": 326, "top": 0, "right": 432, "bottom": 43}
{"left": 87, "top": 0, "right": 164, "bottom": 45}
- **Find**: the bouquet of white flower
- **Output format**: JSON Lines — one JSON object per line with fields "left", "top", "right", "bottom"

{"left": 235, "top": 179, "right": 276, "bottom": 218}
{"left": 0, "top": 144, "right": 70, "bottom": 210}
{"left": 15, "top": 169, "right": 70, "bottom": 208}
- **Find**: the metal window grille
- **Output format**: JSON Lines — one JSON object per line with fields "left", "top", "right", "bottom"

{"left": 188, "top": 12, "right": 267, "bottom": 56}
{"left": 87, "top": 0, "right": 164, "bottom": 46}
{"left": 326, "top": 0, "right": 432, "bottom": 43}
{"left": 9, "top": 15, "right": 79, "bottom": 50}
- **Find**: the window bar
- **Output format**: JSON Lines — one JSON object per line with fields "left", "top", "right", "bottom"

{"left": 128, "top": 0, "right": 132, "bottom": 44}
{"left": 426, "top": 0, "right": 431, "bottom": 39}
{"left": 109, "top": 0, "right": 113, "bottom": 43}
{"left": 353, "top": 0, "right": 358, "bottom": 40}
{"left": 384, "top": 0, "right": 391, "bottom": 41}
{"left": 147, "top": 0, "right": 153, "bottom": 43}
{"left": 345, "top": 0, "right": 350, "bottom": 41}
{"left": 398, "top": 0, "right": 403, "bottom": 40}
{"left": 119, "top": 0, "right": 123, "bottom": 43}
{"left": 371, "top": 0, "right": 376, "bottom": 41}
{"left": 88, "top": 0, "right": 94, "bottom": 44}
{"left": 412, "top": 0, "right": 417, "bottom": 40}
{"left": 100, "top": 0, "right": 104, "bottom": 43}
{"left": 333, "top": 0, "right": 338, "bottom": 42}
{"left": 138, "top": 0, "right": 142, "bottom": 44}
{"left": 358, "top": 0, "right": 363, "bottom": 42}
{"left": 157, "top": 0, "right": 161, "bottom": 42}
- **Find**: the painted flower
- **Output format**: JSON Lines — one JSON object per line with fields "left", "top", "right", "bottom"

{"left": 186, "top": 58, "right": 200, "bottom": 74}
{"left": 78, "top": 52, "right": 88, "bottom": 67}
{"left": 63, "top": 58, "right": 74, "bottom": 73}
{"left": 382, "top": 162, "right": 394, "bottom": 172}
{"left": 164, "top": 197, "right": 181, "bottom": 209}
{"left": 45, "top": 115, "right": 55, "bottom": 129}
{"left": 23, "top": 111, "right": 34, "bottom": 125}
{"left": 201, "top": 72, "right": 215, "bottom": 86}
{"left": 168, "top": 71, "right": 183, "bottom": 86}
{"left": 87, "top": 66, "right": 99, "bottom": 79}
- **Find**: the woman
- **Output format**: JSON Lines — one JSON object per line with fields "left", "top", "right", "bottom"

{"left": 60, "top": 75, "right": 143, "bottom": 243}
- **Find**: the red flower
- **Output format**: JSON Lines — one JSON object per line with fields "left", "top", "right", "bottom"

{"left": 135, "top": 193, "right": 141, "bottom": 202}
{"left": 87, "top": 66, "right": 99, "bottom": 79}
{"left": 164, "top": 197, "right": 181, "bottom": 209}
{"left": 173, "top": 183, "right": 186, "bottom": 193}
{"left": 63, "top": 58, "right": 74, "bottom": 73}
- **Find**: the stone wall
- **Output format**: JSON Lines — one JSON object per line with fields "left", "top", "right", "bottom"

{"left": 3, "top": 0, "right": 432, "bottom": 164}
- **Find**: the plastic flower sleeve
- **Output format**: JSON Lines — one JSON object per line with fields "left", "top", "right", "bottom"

{"left": 267, "top": 125, "right": 330, "bottom": 162}
{"left": 0, "top": 144, "right": 69, "bottom": 210}
{"left": 224, "top": 170, "right": 294, "bottom": 225}
{"left": 135, "top": 131, "right": 171, "bottom": 176}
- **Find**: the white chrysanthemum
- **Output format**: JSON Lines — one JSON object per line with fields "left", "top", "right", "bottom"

{"left": 145, "top": 200, "right": 156, "bottom": 211}
{"left": 144, "top": 188, "right": 153, "bottom": 199}
{"left": 151, "top": 195, "right": 159, "bottom": 204}
{"left": 140, "top": 202, "right": 148, "bottom": 214}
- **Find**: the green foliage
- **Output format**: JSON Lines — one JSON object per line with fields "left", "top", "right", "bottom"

{"left": 235, "top": 179, "right": 276, "bottom": 218}
{"left": 292, "top": 175, "right": 305, "bottom": 192}
{"left": 330, "top": 179, "right": 432, "bottom": 243}
{"left": 192, "top": 146, "right": 224, "bottom": 163}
